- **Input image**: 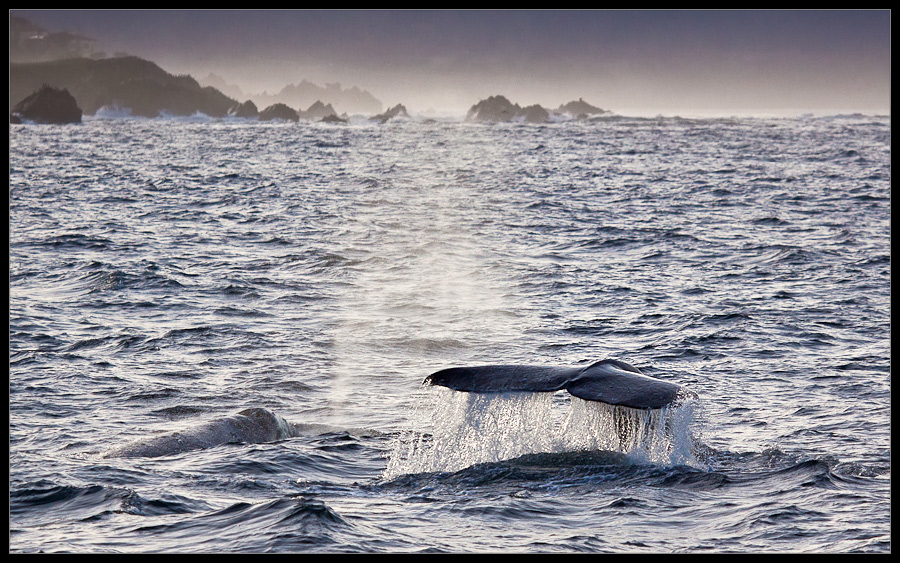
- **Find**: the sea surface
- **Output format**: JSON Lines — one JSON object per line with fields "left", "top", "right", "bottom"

{"left": 9, "top": 112, "right": 891, "bottom": 553}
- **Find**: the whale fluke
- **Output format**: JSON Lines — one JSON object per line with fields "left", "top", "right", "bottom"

{"left": 424, "top": 359, "right": 694, "bottom": 410}
{"left": 425, "top": 364, "right": 574, "bottom": 394}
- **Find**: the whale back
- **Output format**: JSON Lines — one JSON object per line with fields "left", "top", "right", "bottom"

{"left": 103, "top": 407, "right": 296, "bottom": 458}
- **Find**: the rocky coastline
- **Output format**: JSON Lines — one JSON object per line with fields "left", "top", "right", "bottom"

{"left": 9, "top": 55, "right": 608, "bottom": 125}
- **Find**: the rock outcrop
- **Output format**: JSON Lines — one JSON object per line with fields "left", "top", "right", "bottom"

{"left": 467, "top": 95, "right": 608, "bottom": 123}
{"left": 228, "top": 100, "right": 258, "bottom": 119}
{"left": 319, "top": 113, "right": 349, "bottom": 124}
{"left": 300, "top": 100, "right": 339, "bottom": 121}
{"left": 465, "top": 95, "right": 550, "bottom": 123}
{"left": 10, "top": 85, "right": 82, "bottom": 124}
{"left": 252, "top": 79, "right": 382, "bottom": 116}
{"left": 520, "top": 104, "right": 550, "bottom": 124}
{"left": 258, "top": 102, "right": 299, "bottom": 122}
{"left": 371, "top": 103, "right": 410, "bottom": 123}
{"left": 466, "top": 95, "right": 520, "bottom": 122}
{"left": 557, "top": 98, "right": 607, "bottom": 117}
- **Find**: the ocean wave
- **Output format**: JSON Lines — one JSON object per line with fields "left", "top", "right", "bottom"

{"left": 9, "top": 116, "right": 890, "bottom": 553}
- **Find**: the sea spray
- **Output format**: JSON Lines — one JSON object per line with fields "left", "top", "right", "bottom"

{"left": 383, "top": 387, "right": 702, "bottom": 480}
{"left": 562, "top": 393, "right": 702, "bottom": 466}
{"left": 384, "top": 388, "right": 560, "bottom": 478}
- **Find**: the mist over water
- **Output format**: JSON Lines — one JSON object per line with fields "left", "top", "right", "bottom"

{"left": 9, "top": 113, "right": 890, "bottom": 553}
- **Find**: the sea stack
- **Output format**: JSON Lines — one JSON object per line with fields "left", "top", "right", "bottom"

{"left": 10, "top": 85, "right": 82, "bottom": 124}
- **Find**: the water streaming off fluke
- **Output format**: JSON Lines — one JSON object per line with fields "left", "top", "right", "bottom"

{"left": 384, "top": 387, "right": 702, "bottom": 479}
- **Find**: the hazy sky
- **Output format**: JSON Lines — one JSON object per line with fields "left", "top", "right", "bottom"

{"left": 12, "top": 9, "right": 892, "bottom": 116}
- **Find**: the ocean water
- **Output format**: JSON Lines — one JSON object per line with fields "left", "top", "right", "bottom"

{"left": 8, "top": 113, "right": 890, "bottom": 553}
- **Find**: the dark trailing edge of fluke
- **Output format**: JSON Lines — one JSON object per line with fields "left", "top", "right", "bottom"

{"left": 424, "top": 359, "right": 695, "bottom": 410}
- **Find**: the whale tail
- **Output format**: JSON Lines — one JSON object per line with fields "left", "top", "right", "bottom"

{"left": 424, "top": 359, "right": 695, "bottom": 410}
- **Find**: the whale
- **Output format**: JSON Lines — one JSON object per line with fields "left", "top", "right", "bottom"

{"left": 103, "top": 407, "right": 300, "bottom": 458}
{"left": 424, "top": 359, "right": 694, "bottom": 410}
